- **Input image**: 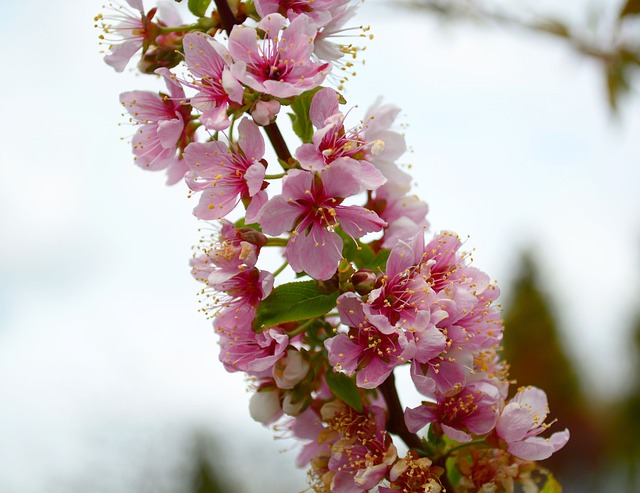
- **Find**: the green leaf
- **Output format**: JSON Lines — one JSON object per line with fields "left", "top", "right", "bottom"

{"left": 540, "top": 473, "right": 562, "bottom": 493}
{"left": 356, "top": 245, "right": 389, "bottom": 271}
{"left": 288, "top": 87, "right": 323, "bottom": 143}
{"left": 253, "top": 280, "right": 339, "bottom": 331}
{"left": 188, "top": 0, "right": 211, "bottom": 17}
{"left": 325, "top": 370, "right": 363, "bottom": 413}
{"left": 620, "top": 0, "right": 640, "bottom": 18}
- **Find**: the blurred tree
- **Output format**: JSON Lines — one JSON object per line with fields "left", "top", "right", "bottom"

{"left": 608, "top": 313, "right": 640, "bottom": 491}
{"left": 405, "top": 0, "right": 640, "bottom": 112}
{"left": 502, "top": 251, "right": 605, "bottom": 491}
{"left": 186, "top": 434, "right": 235, "bottom": 493}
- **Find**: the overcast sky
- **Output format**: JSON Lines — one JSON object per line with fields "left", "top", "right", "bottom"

{"left": 0, "top": 0, "right": 638, "bottom": 491}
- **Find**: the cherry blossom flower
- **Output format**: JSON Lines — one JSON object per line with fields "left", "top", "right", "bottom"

{"left": 190, "top": 219, "right": 267, "bottom": 286}
{"left": 295, "top": 88, "right": 387, "bottom": 191}
{"left": 378, "top": 451, "right": 443, "bottom": 493}
{"left": 258, "top": 162, "right": 386, "bottom": 280}
{"left": 119, "top": 68, "right": 191, "bottom": 184}
{"left": 368, "top": 178, "right": 429, "bottom": 249}
{"left": 496, "top": 386, "right": 570, "bottom": 461}
{"left": 97, "top": 0, "right": 148, "bottom": 72}
{"left": 98, "top": 0, "right": 181, "bottom": 72}
{"left": 254, "top": 0, "right": 351, "bottom": 27}
{"left": 319, "top": 402, "right": 397, "bottom": 493}
{"left": 182, "top": 32, "right": 244, "bottom": 130}
{"left": 184, "top": 118, "right": 266, "bottom": 220}
{"left": 325, "top": 292, "right": 414, "bottom": 389}
{"left": 405, "top": 380, "right": 502, "bottom": 443}
{"left": 229, "top": 13, "right": 330, "bottom": 98}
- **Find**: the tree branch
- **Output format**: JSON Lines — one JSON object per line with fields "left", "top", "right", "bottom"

{"left": 379, "top": 372, "right": 423, "bottom": 451}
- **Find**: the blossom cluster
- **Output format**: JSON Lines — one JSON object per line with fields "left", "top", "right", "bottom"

{"left": 99, "top": 1, "right": 569, "bottom": 491}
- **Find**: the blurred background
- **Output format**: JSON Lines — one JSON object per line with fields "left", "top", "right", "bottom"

{"left": 0, "top": 0, "right": 638, "bottom": 491}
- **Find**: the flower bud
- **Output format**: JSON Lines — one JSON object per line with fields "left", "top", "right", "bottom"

{"left": 351, "top": 269, "right": 377, "bottom": 295}
{"left": 251, "top": 100, "right": 281, "bottom": 126}
{"left": 249, "top": 389, "right": 282, "bottom": 425}
{"left": 273, "top": 349, "right": 310, "bottom": 389}
{"left": 282, "top": 392, "right": 307, "bottom": 416}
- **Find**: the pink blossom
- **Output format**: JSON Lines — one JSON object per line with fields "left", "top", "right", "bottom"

{"left": 496, "top": 386, "right": 570, "bottom": 461}
{"left": 258, "top": 162, "right": 386, "bottom": 280}
{"left": 98, "top": 0, "right": 181, "bottom": 73}
{"left": 218, "top": 321, "right": 289, "bottom": 375}
{"left": 250, "top": 99, "right": 281, "bottom": 126}
{"left": 190, "top": 219, "right": 267, "bottom": 286}
{"left": 119, "top": 68, "right": 191, "bottom": 184}
{"left": 229, "top": 14, "right": 330, "bottom": 98}
{"left": 184, "top": 118, "right": 266, "bottom": 220}
{"left": 182, "top": 32, "right": 244, "bottom": 131}
{"left": 405, "top": 381, "right": 501, "bottom": 442}
{"left": 98, "top": 0, "right": 148, "bottom": 72}
{"left": 321, "top": 403, "right": 397, "bottom": 493}
{"left": 314, "top": 3, "right": 362, "bottom": 63}
{"left": 295, "top": 88, "right": 387, "bottom": 191}
{"left": 361, "top": 97, "right": 409, "bottom": 185}
{"left": 325, "top": 292, "right": 414, "bottom": 389}
{"left": 254, "top": 0, "right": 350, "bottom": 27}
{"left": 368, "top": 179, "right": 429, "bottom": 249}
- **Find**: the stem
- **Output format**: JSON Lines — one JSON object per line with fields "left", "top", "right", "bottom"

{"left": 213, "top": 0, "right": 293, "bottom": 163}
{"left": 265, "top": 237, "right": 288, "bottom": 247}
{"left": 265, "top": 172, "right": 286, "bottom": 180}
{"left": 272, "top": 261, "right": 288, "bottom": 277}
{"left": 379, "top": 372, "right": 423, "bottom": 451}
{"left": 263, "top": 122, "right": 293, "bottom": 163}
{"left": 288, "top": 317, "right": 318, "bottom": 337}
{"left": 213, "top": 0, "right": 237, "bottom": 35}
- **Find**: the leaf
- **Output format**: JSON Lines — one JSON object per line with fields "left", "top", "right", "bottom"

{"left": 188, "top": 0, "right": 211, "bottom": 17}
{"left": 325, "top": 370, "right": 363, "bottom": 413}
{"left": 540, "top": 473, "right": 562, "bottom": 493}
{"left": 288, "top": 87, "right": 323, "bottom": 143}
{"left": 253, "top": 280, "right": 339, "bottom": 331}
{"left": 620, "top": 0, "right": 640, "bottom": 18}
{"left": 357, "top": 246, "right": 390, "bottom": 271}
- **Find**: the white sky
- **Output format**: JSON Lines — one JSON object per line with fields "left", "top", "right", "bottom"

{"left": 0, "top": 0, "right": 638, "bottom": 491}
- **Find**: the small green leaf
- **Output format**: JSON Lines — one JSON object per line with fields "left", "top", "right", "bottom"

{"left": 540, "top": 473, "right": 562, "bottom": 493}
{"left": 253, "top": 280, "right": 339, "bottom": 331}
{"left": 356, "top": 245, "right": 390, "bottom": 271}
{"left": 188, "top": 0, "right": 211, "bottom": 17}
{"left": 325, "top": 370, "right": 363, "bottom": 413}
{"left": 620, "top": 0, "right": 640, "bottom": 18}
{"left": 288, "top": 87, "right": 323, "bottom": 143}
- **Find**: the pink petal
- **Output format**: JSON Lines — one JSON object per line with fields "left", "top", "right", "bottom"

{"left": 238, "top": 118, "right": 265, "bottom": 161}
{"left": 507, "top": 436, "right": 556, "bottom": 461}
{"left": 310, "top": 87, "right": 341, "bottom": 128}
{"left": 157, "top": 117, "right": 183, "bottom": 148}
{"left": 496, "top": 404, "right": 533, "bottom": 443}
{"left": 105, "top": 40, "right": 142, "bottom": 72}
{"left": 258, "top": 195, "right": 300, "bottom": 235}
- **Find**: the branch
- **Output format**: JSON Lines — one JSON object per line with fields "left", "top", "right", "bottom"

{"left": 379, "top": 372, "right": 423, "bottom": 451}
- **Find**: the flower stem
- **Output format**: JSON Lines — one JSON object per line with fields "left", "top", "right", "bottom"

{"left": 379, "top": 372, "right": 423, "bottom": 451}
{"left": 288, "top": 317, "right": 318, "bottom": 337}
{"left": 272, "top": 261, "right": 288, "bottom": 277}
{"left": 265, "top": 173, "right": 286, "bottom": 180}
{"left": 265, "top": 237, "right": 288, "bottom": 247}
{"left": 213, "top": 0, "right": 293, "bottom": 163}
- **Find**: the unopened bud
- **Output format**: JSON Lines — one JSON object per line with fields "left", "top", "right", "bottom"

{"left": 249, "top": 389, "right": 281, "bottom": 425}
{"left": 273, "top": 349, "right": 310, "bottom": 389}
{"left": 351, "top": 269, "right": 377, "bottom": 295}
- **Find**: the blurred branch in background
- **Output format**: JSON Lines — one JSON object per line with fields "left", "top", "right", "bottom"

{"left": 404, "top": 0, "right": 640, "bottom": 112}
